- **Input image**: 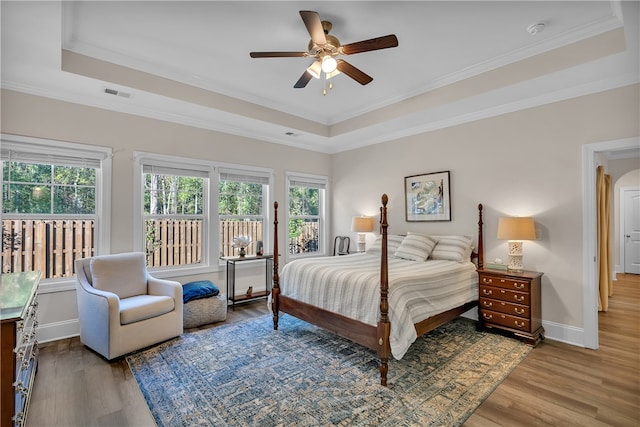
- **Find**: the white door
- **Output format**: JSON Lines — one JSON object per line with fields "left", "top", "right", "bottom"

{"left": 623, "top": 189, "right": 640, "bottom": 274}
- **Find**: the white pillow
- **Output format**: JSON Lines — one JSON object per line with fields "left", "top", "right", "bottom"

{"left": 367, "top": 234, "right": 404, "bottom": 256}
{"left": 394, "top": 233, "right": 437, "bottom": 261}
{"left": 430, "top": 235, "right": 474, "bottom": 262}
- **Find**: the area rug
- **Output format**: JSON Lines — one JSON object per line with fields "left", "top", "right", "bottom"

{"left": 127, "top": 314, "right": 530, "bottom": 426}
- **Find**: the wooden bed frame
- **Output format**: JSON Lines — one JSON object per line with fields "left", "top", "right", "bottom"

{"left": 271, "top": 194, "right": 485, "bottom": 386}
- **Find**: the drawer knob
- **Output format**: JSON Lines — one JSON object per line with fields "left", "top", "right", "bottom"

{"left": 482, "top": 289, "right": 492, "bottom": 295}
{"left": 514, "top": 308, "right": 525, "bottom": 315}
{"left": 483, "top": 301, "right": 492, "bottom": 307}
{"left": 515, "top": 320, "right": 525, "bottom": 328}
{"left": 482, "top": 278, "right": 493, "bottom": 284}
{"left": 483, "top": 313, "right": 493, "bottom": 320}
{"left": 514, "top": 283, "right": 525, "bottom": 290}
{"left": 514, "top": 295, "right": 525, "bottom": 302}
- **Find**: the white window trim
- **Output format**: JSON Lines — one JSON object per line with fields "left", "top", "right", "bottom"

{"left": 133, "top": 152, "right": 273, "bottom": 278}
{"left": 216, "top": 163, "right": 273, "bottom": 268}
{"left": 133, "top": 151, "right": 214, "bottom": 277}
{"left": 285, "top": 171, "right": 329, "bottom": 262}
{"left": 1, "top": 134, "right": 112, "bottom": 291}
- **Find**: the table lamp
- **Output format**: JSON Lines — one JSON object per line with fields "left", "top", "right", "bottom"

{"left": 351, "top": 216, "right": 375, "bottom": 252}
{"left": 497, "top": 217, "right": 536, "bottom": 273}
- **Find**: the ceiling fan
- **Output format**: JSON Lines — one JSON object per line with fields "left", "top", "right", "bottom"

{"left": 249, "top": 10, "right": 398, "bottom": 90}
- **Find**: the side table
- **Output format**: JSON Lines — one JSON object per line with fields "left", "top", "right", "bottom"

{"left": 477, "top": 268, "right": 544, "bottom": 346}
{"left": 223, "top": 254, "right": 273, "bottom": 310}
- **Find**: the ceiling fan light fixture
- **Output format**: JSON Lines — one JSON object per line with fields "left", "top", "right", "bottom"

{"left": 321, "top": 55, "right": 337, "bottom": 73}
{"left": 307, "top": 61, "right": 322, "bottom": 79}
{"left": 325, "top": 69, "right": 341, "bottom": 79}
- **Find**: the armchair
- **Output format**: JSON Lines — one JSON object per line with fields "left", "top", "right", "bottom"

{"left": 75, "top": 252, "right": 183, "bottom": 360}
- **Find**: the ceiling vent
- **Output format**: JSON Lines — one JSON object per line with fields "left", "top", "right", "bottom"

{"left": 103, "top": 87, "right": 133, "bottom": 99}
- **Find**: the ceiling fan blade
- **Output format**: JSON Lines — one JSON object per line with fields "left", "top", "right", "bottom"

{"left": 336, "top": 59, "right": 373, "bottom": 85}
{"left": 250, "top": 52, "right": 308, "bottom": 58}
{"left": 294, "top": 70, "right": 314, "bottom": 88}
{"left": 300, "top": 10, "right": 326, "bottom": 45}
{"left": 340, "top": 34, "right": 398, "bottom": 55}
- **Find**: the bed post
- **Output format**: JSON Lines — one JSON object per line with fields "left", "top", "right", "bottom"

{"left": 477, "top": 204, "right": 484, "bottom": 270}
{"left": 377, "top": 194, "right": 391, "bottom": 386}
{"left": 272, "top": 201, "right": 280, "bottom": 330}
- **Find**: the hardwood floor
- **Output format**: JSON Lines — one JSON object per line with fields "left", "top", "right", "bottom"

{"left": 27, "top": 274, "right": 639, "bottom": 426}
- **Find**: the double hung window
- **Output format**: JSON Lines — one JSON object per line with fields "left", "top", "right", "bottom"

{"left": 1, "top": 134, "right": 111, "bottom": 281}
{"left": 286, "top": 172, "right": 328, "bottom": 258}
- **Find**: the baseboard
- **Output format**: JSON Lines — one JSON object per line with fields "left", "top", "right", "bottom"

{"left": 37, "top": 318, "right": 80, "bottom": 343}
{"left": 541, "top": 319, "right": 586, "bottom": 348}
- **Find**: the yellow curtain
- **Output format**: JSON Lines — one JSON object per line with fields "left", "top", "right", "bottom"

{"left": 597, "top": 165, "right": 613, "bottom": 311}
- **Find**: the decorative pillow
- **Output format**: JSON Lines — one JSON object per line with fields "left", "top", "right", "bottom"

{"left": 430, "top": 235, "right": 474, "bottom": 262}
{"left": 366, "top": 234, "right": 405, "bottom": 256}
{"left": 182, "top": 280, "right": 220, "bottom": 303}
{"left": 394, "top": 233, "right": 437, "bottom": 261}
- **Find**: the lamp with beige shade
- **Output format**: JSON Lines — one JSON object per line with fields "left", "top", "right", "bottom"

{"left": 497, "top": 217, "right": 536, "bottom": 273}
{"left": 351, "top": 216, "right": 375, "bottom": 252}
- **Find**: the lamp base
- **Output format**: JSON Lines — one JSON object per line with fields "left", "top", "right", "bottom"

{"left": 357, "top": 233, "right": 366, "bottom": 253}
{"left": 507, "top": 241, "right": 524, "bottom": 273}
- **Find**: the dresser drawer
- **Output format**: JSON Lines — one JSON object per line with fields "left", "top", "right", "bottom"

{"left": 479, "top": 297, "right": 530, "bottom": 318}
{"left": 479, "top": 285, "right": 530, "bottom": 305}
{"left": 480, "top": 309, "right": 531, "bottom": 331}
{"left": 479, "top": 274, "right": 530, "bottom": 292}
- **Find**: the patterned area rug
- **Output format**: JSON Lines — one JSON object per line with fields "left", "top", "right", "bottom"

{"left": 127, "top": 314, "right": 530, "bottom": 426}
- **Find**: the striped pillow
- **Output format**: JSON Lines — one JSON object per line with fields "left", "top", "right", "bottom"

{"left": 430, "top": 235, "right": 474, "bottom": 262}
{"left": 394, "top": 233, "right": 437, "bottom": 261}
{"left": 367, "top": 234, "right": 405, "bottom": 256}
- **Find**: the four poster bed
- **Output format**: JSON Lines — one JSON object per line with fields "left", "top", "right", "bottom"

{"left": 270, "top": 194, "right": 485, "bottom": 386}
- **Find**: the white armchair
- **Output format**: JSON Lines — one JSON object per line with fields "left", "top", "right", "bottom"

{"left": 75, "top": 252, "right": 183, "bottom": 360}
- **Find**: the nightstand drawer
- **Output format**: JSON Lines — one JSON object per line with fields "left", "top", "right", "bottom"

{"left": 479, "top": 297, "right": 530, "bottom": 318}
{"left": 479, "top": 274, "right": 530, "bottom": 292}
{"left": 479, "top": 285, "right": 530, "bottom": 305}
{"left": 480, "top": 309, "right": 530, "bottom": 331}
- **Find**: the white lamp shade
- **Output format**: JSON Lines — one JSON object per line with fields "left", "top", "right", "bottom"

{"left": 497, "top": 217, "right": 536, "bottom": 241}
{"left": 351, "top": 216, "right": 374, "bottom": 233}
{"left": 306, "top": 61, "right": 321, "bottom": 79}
{"left": 321, "top": 55, "right": 338, "bottom": 73}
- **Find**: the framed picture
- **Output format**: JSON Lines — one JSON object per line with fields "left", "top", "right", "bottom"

{"left": 404, "top": 171, "right": 451, "bottom": 221}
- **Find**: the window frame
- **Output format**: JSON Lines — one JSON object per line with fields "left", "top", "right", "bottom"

{"left": 285, "top": 171, "right": 329, "bottom": 261}
{"left": 218, "top": 167, "right": 271, "bottom": 259}
{"left": 1, "top": 133, "right": 112, "bottom": 290}
{"left": 133, "top": 152, "right": 273, "bottom": 277}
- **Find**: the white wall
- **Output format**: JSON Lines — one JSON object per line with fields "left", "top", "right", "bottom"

{"left": 1, "top": 89, "right": 331, "bottom": 342}
{"left": 2, "top": 83, "right": 639, "bottom": 345}
{"left": 331, "top": 84, "right": 640, "bottom": 346}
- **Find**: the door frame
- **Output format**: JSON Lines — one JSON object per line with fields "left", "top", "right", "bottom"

{"left": 620, "top": 186, "right": 640, "bottom": 274}
{"left": 582, "top": 137, "right": 639, "bottom": 349}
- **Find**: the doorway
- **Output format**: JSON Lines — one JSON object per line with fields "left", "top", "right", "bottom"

{"left": 582, "top": 137, "right": 640, "bottom": 349}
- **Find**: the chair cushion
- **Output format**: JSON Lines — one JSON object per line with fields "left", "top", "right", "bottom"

{"left": 90, "top": 252, "right": 148, "bottom": 299}
{"left": 119, "top": 295, "right": 175, "bottom": 325}
{"left": 182, "top": 280, "right": 220, "bottom": 303}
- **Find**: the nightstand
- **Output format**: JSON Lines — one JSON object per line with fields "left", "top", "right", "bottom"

{"left": 477, "top": 268, "right": 544, "bottom": 346}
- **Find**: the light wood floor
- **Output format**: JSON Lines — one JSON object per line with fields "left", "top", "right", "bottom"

{"left": 27, "top": 274, "right": 639, "bottom": 426}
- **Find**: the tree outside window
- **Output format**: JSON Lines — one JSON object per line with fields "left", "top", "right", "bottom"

{"left": 219, "top": 177, "right": 266, "bottom": 258}
{"left": 287, "top": 173, "right": 327, "bottom": 257}
{"left": 143, "top": 170, "right": 205, "bottom": 268}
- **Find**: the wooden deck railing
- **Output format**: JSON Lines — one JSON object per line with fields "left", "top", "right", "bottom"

{"left": 2, "top": 218, "right": 319, "bottom": 279}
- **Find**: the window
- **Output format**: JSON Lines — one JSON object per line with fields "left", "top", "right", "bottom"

{"left": 219, "top": 169, "right": 270, "bottom": 258}
{"left": 1, "top": 134, "right": 111, "bottom": 281}
{"left": 134, "top": 153, "right": 272, "bottom": 274}
{"left": 134, "top": 153, "right": 211, "bottom": 272}
{"left": 286, "top": 172, "right": 328, "bottom": 257}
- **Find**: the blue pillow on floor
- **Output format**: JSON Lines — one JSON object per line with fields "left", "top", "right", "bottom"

{"left": 182, "top": 280, "right": 220, "bottom": 303}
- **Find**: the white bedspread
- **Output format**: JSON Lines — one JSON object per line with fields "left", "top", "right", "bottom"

{"left": 280, "top": 253, "right": 478, "bottom": 359}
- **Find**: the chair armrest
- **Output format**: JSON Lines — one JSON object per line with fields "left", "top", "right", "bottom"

{"left": 148, "top": 275, "right": 183, "bottom": 301}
